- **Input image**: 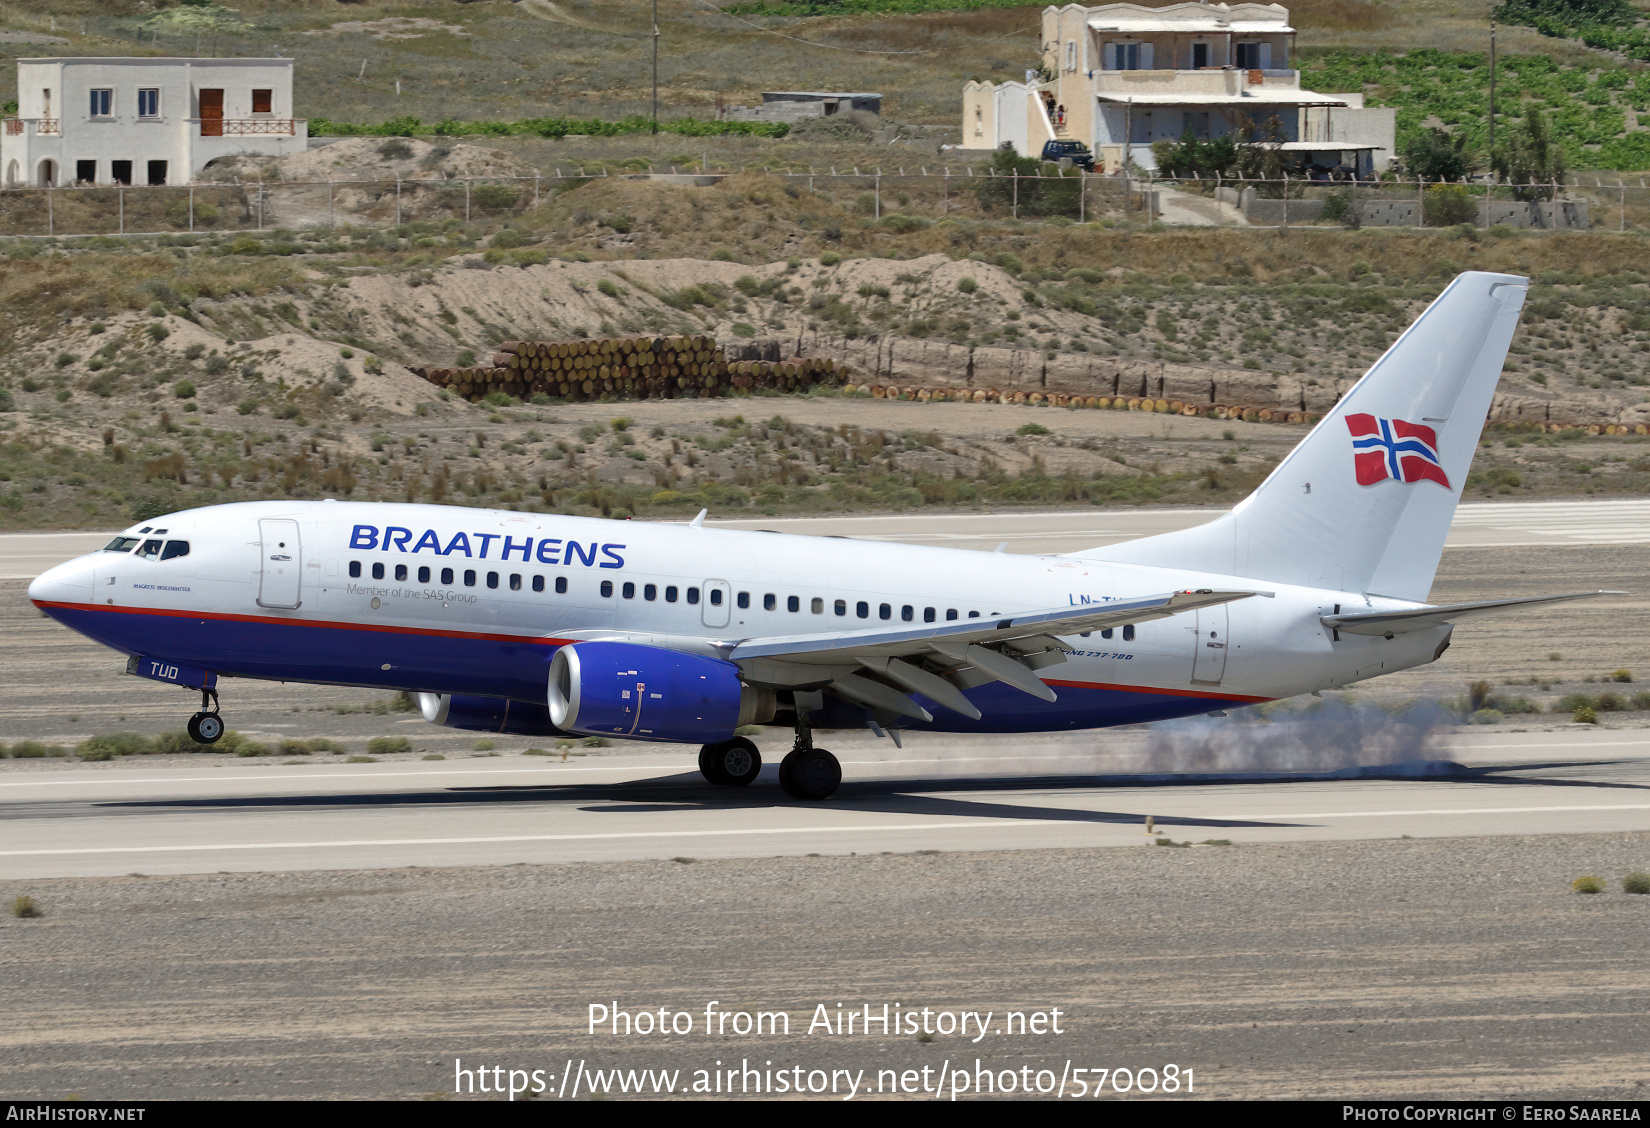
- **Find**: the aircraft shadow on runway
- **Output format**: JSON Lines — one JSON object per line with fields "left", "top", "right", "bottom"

{"left": 87, "top": 760, "right": 1649, "bottom": 831}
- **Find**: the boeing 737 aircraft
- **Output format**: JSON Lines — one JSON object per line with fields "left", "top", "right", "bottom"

{"left": 28, "top": 272, "right": 1609, "bottom": 799}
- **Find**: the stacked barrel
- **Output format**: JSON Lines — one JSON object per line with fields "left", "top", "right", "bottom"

{"left": 412, "top": 334, "right": 843, "bottom": 403}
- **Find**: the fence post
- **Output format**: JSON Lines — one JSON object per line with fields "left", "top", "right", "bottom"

{"left": 1281, "top": 172, "right": 1288, "bottom": 227}
{"left": 1620, "top": 179, "right": 1626, "bottom": 232}
{"left": 1012, "top": 167, "right": 1018, "bottom": 219}
{"left": 119, "top": 185, "right": 124, "bottom": 234}
{"left": 465, "top": 178, "right": 471, "bottom": 223}
{"left": 189, "top": 184, "right": 195, "bottom": 233}
{"left": 327, "top": 181, "right": 334, "bottom": 229}
{"left": 874, "top": 171, "right": 880, "bottom": 219}
{"left": 46, "top": 185, "right": 52, "bottom": 236}
{"left": 395, "top": 178, "right": 401, "bottom": 226}
{"left": 1416, "top": 177, "right": 1424, "bottom": 227}
{"left": 1078, "top": 169, "right": 1084, "bottom": 224}
{"left": 534, "top": 174, "right": 540, "bottom": 209}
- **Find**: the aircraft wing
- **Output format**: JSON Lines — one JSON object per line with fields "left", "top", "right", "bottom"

{"left": 1321, "top": 591, "right": 1621, "bottom": 638}
{"left": 721, "top": 589, "right": 1257, "bottom": 722}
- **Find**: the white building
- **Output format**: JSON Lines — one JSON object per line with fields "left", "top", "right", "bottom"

{"left": 2, "top": 57, "right": 307, "bottom": 188}
{"left": 962, "top": 3, "right": 1392, "bottom": 175}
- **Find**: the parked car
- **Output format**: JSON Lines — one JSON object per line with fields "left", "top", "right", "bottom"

{"left": 1040, "top": 140, "right": 1095, "bottom": 169}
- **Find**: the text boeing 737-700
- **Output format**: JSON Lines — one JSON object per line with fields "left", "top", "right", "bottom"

{"left": 28, "top": 272, "right": 1613, "bottom": 799}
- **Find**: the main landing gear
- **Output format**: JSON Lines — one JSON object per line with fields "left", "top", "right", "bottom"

{"left": 186, "top": 687, "right": 224, "bottom": 745}
{"left": 698, "top": 736, "right": 762, "bottom": 787}
{"left": 698, "top": 713, "right": 842, "bottom": 801}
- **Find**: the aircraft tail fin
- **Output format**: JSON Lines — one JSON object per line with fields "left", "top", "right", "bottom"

{"left": 1073, "top": 271, "right": 1528, "bottom": 601}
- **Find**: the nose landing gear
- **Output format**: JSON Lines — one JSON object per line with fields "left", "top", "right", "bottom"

{"left": 186, "top": 687, "right": 224, "bottom": 745}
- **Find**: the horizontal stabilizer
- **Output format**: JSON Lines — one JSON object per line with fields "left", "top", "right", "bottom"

{"left": 1322, "top": 591, "right": 1621, "bottom": 637}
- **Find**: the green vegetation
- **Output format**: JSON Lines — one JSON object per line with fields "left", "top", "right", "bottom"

{"left": 1623, "top": 872, "right": 1650, "bottom": 894}
{"left": 366, "top": 736, "right": 412, "bottom": 756}
{"left": 310, "top": 115, "right": 788, "bottom": 141}
{"left": 10, "top": 895, "right": 41, "bottom": 919}
{"left": 1495, "top": 0, "right": 1650, "bottom": 62}
{"left": 1571, "top": 874, "right": 1605, "bottom": 893}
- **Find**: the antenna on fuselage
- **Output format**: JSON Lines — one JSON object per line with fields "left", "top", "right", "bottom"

{"left": 689, "top": 509, "right": 708, "bottom": 528}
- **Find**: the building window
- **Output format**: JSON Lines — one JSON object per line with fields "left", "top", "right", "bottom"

{"left": 89, "top": 89, "right": 113, "bottom": 117}
{"left": 1065, "top": 39, "right": 1077, "bottom": 71}
{"left": 1107, "top": 42, "right": 1149, "bottom": 70}
{"left": 1235, "top": 41, "right": 1270, "bottom": 69}
{"left": 252, "top": 88, "right": 273, "bottom": 114}
{"left": 137, "top": 89, "right": 160, "bottom": 118}
{"left": 75, "top": 160, "right": 96, "bottom": 184}
{"left": 111, "top": 160, "right": 133, "bottom": 185}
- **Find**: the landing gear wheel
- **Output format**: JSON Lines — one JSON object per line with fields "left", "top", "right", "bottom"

{"left": 187, "top": 711, "right": 224, "bottom": 745}
{"left": 779, "top": 747, "right": 840, "bottom": 801}
{"left": 699, "top": 737, "right": 761, "bottom": 786}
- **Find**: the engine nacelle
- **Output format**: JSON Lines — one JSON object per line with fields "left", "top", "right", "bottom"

{"left": 547, "top": 641, "right": 774, "bottom": 744}
{"left": 417, "top": 692, "right": 564, "bottom": 737}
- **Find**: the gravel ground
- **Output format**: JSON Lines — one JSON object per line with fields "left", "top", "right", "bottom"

{"left": 3, "top": 833, "right": 1648, "bottom": 1101}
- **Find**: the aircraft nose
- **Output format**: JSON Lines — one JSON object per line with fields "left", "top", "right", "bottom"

{"left": 29, "top": 556, "right": 96, "bottom": 606}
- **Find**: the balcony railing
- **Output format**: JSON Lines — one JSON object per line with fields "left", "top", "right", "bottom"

{"left": 37, "top": 119, "right": 58, "bottom": 135}
{"left": 3, "top": 119, "right": 20, "bottom": 136}
{"left": 2, "top": 118, "right": 56, "bottom": 135}
{"left": 198, "top": 118, "right": 301, "bottom": 137}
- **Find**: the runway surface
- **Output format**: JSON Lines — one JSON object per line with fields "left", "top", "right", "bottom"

{"left": 4, "top": 727, "right": 1647, "bottom": 879}
{"left": 5, "top": 498, "right": 1649, "bottom": 575}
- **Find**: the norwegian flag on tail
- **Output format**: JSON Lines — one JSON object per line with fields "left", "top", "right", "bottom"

{"left": 1345, "top": 413, "right": 1451, "bottom": 489}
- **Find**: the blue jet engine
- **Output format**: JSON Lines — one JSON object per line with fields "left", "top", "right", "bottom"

{"left": 547, "top": 641, "right": 774, "bottom": 743}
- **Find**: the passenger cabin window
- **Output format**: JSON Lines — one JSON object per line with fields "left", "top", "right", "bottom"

{"left": 418, "top": 566, "right": 430, "bottom": 583}
{"left": 463, "top": 569, "right": 477, "bottom": 587}
{"left": 857, "top": 601, "right": 869, "bottom": 618}
{"left": 811, "top": 597, "right": 824, "bottom": 614}
{"left": 1122, "top": 624, "right": 1135, "bottom": 641}
{"left": 252, "top": 89, "right": 273, "bottom": 114}
{"left": 600, "top": 580, "right": 613, "bottom": 597}
{"left": 736, "top": 592, "right": 750, "bottom": 609}
{"left": 644, "top": 584, "right": 657, "bottom": 601}
{"left": 556, "top": 576, "right": 568, "bottom": 594}
{"left": 763, "top": 593, "right": 776, "bottom": 611}
{"left": 622, "top": 582, "right": 636, "bottom": 599}
{"left": 946, "top": 609, "right": 958, "bottom": 621}
{"left": 532, "top": 576, "right": 544, "bottom": 593}
{"left": 787, "top": 595, "right": 800, "bottom": 613}
{"left": 394, "top": 564, "right": 408, "bottom": 582}
{"left": 923, "top": 607, "right": 935, "bottom": 623}
{"left": 901, "top": 605, "right": 914, "bottom": 621}
{"left": 835, "top": 600, "right": 847, "bottom": 616}
{"left": 686, "top": 587, "right": 699, "bottom": 604}
{"left": 709, "top": 589, "right": 724, "bottom": 606}
{"left": 440, "top": 567, "right": 454, "bottom": 585}
{"left": 968, "top": 611, "right": 980, "bottom": 618}
{"left": 104, "top": 536, "right": 142, "bottom": 553}
{"left": 665, "top": 586, "right": 678, "bottom": 602}
{"left": 510, "top": 574, "right": 522, "bottom": 592}
{"left": 349, "top": 561, "right": 362, "bottom": 578}
{"left": 486, "top": 572, "right": 499, "bottom": 589}
{"left": 1101, "top": 628, "right": 1113, "bottom": 639}
{"left": 371, "top": 562, "right": 385, "bottom": 580}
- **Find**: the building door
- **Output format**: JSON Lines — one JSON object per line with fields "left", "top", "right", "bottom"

{"left": 199, "top": 88, "right": 223, "bottom": 136}
{"left": 1191, "top": 604, "right": 1229, "bottom": 684}
{"left": 257, "top": 518, "right": 303, "bottom": 609}
{"left": 700, "top": 579, "right": 730, "bottom": 628}
{"left": 37, "top": 160, "right": 55, "bottom": 187}
{"left": 76, "top": 159, "right": 96, "bottom": 184}
{"left": 1192, "top": 41, "right": 1209, "bottom": 69}
{"left": 147, "top": 160, "right": 167, "bottom": 186}
{"left": 111, "top": 160, "right": 132, "bottom": 186}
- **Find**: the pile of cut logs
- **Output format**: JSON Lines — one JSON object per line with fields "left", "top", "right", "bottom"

{"left": 844, "top": 384, "right": 1316, "bottom": 422}
{"left": 412, "top": 335, "right": 843, "bottom": 402}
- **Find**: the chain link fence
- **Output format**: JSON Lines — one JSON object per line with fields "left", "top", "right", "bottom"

{"left": 1, "top": 169, "right": 1647, "bottom": 238}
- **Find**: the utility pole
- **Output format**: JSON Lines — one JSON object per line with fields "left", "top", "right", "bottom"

{"left": 651, "top": 0, "right": 660, "bottom": 135}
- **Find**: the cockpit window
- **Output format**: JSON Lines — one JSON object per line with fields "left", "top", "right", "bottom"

{"left": 103, "top": 536, "right": 142, "bottom": 553}
{"left": 136, "top": 539, "right": 163, "bottom": 560}
{"left": 160, "top": 540, "right": 190, "bottom": 561}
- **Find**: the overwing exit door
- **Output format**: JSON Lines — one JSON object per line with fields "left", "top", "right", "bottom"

{"left": 700, "top": 579, "right": 731, "bottom": 628}
{"left": 1191, "top": 604, "right": 1228, "bottom": 684}
{"left": 257, "top": 518, "right": 302, "bottom": 609}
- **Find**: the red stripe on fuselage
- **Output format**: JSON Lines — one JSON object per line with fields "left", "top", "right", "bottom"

{"left": 30, "top": 599, "right": 575, "bottom": 648}
{"left": 36, "top": 599, "right": 1274, "bottom": 706}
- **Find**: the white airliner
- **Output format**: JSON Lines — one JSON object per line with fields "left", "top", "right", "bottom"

{"left": 28, "top": 272, "right": 1607, "bottom": 799}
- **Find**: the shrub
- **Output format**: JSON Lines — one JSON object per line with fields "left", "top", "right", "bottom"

{"left": 1623, "top": 872, "right": 1650, "bottom": 895}
{"left": 203, "top": 354, "right": 229, "bottom": 375}
{"left": 9, "top": 741, "right": 63, "bottom": 758}
{"left": 957, "top": 276, "right": 978, "bottom": 294}
{"left": 1612, "top": 669, "right": 1633, "bottom": 683}
{"left": 1471, "top": 708, "right": 1503, "bottom": 724}
{"left": 377, "top": 138, "right": 414, "bottom": 160}
{"left": 1573, "top": 704, "right": 1597, "bottom": 724}
{"left": 75, "top": 732, "right": 155, "bottom": 760}
{"left": 731, "top": 322, "right": 756, "bottom": 338}
{"left": 474, "top": 184, "right": 520, "bottom": 211}
{"left": 1017, "top": 422, "right": 1050, "bottom": 436}
{"left": 366, "top": 736, "right": 410, "bottom": 755}
{"left": 346, "top": 755, "right": 379, "bottom": 763}
{"left": 10, "top": 895, "right": 41, "bottom": 919}
{"left": 819, "top": 251, "right": 840, "bottom": 266}
{"left": 237, "top": 398, "right": 260, "bottom": 415}
{"left": 597, "top": 279, "right": 620, "bottom": 298}
{"left": 174, "top": 380, "right": 196, "bottom": 399}
{"left": 1571, "top": 875, "right": 1604, "bottom": 894}
{"left": 473, "top": 738, "right": 495, "bottom": 751}
{"left": 421, "top": 753, "right": 445, "bottom": 761}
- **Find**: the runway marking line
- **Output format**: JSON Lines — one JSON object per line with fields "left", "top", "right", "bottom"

{"left": 4, "top": 802, "right": 1650, "bottom": 858}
